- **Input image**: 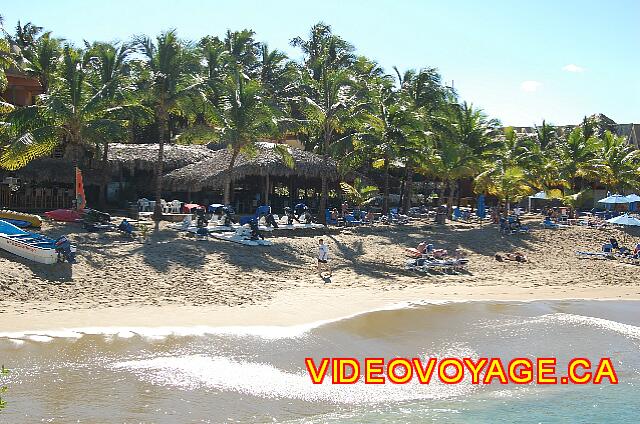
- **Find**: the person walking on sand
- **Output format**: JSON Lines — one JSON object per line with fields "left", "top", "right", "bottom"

{"left": 317, "top": 238, "right": 331, "bottom": 278}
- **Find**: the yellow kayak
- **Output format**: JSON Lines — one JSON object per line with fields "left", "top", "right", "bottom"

{"left": 0, "top": 210, "right": 43, "bottom": 228}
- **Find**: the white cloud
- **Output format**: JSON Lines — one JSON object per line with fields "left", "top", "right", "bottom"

{"left": 520, "top": 80, "right": 542, "bottom": 92}
{"left": 562, "top": 64, "right": 585, "bottom": 73}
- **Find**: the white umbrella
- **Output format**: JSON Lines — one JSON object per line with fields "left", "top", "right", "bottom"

{"left": 598, "top": 194, "right": 631, "bottom": 204}
{"left": 607, "top": 214, "right": 640, "bottom": 226}
{"left": 529, "top": 191, "right": 549, "bottom": 199}
{"left": 624, "top": 194, "right": 640, "bottom": 202}
{"left": 527, "top": 191, "right": 549, "bottom": 211}
{"left": 606, "top": 214, "right": 640, "bottom": 244}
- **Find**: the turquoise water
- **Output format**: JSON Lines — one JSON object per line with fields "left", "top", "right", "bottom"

{"left": 0, "top": 300, "right": 638, "bottom": 423}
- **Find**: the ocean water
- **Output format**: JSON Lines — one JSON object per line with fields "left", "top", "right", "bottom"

{"left": 0, "top": 300, "right": 638, "bottom": 423}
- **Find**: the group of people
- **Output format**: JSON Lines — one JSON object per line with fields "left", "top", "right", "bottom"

{"left": 329, "top": 202, "right": 375, "bottom": 223}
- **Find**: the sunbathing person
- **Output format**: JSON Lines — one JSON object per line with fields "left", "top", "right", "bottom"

{"left": 283, "top": 207, "right": 298, "bottom": 225}
{"left": 365, "top": 210, "right": 375, "bottom": 223}
{"left": 294, "top": 203, "right": 307, "bottom": 221}
{"left": 609, "top": 238, "right": 630, "bottom": 255}
{"left": 220, "top": 206, "right": 236, "bottom": 226}
{"left": 118, "top": 219, "right": 134, "bottom": 236}
{"left": 494, "top": 252, "right": 527, "bottom": 262}
{"left": 406, "top": 242, "right": 448, "bottom": 258}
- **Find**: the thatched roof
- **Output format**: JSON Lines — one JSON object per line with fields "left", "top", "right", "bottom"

{"left": 11, "top": 158, "right": 73, "bottom": 184}
{"left": 107, "top": 143, "right": 215, "bottom": 172}
{"left": 163, "top": 143, "right": 338, "bottom": 191}
{"left": 6, "top": 143, "right": 214, "bottom": 184}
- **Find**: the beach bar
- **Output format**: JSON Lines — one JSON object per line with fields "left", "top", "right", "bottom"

{"left": 163, "top": 142, "right": 339, "bottom": 214}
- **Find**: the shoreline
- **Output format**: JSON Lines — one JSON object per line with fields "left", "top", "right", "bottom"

{"left": 2, "top": 284, "right": 639, "bottom": 334}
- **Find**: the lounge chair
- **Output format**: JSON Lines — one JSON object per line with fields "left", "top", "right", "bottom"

{"left": 325, "top": 209, "right": 339, "bottom": 225}
{"left": 576, "top": 243, "right": 616, "bottom": 259}
{"left": 405, "top": 257, "right": 467, "bottom": 273}
{"left": 344, "top": 213, "right": 363, "bottom": 226}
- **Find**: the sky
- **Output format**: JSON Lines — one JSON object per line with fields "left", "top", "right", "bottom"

{"left": 2, "top": 0, "right": 639, "bottom": 126}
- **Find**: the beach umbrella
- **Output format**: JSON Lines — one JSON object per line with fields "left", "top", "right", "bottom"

{"left": 530, "top": 191, "right": 549, "bottom": 199}
{"left": 606, "top": 214, "right": 640, "bottom": 226}
{"left": 527, "top": 191, "right": 549, "bottom": 211}
{"left": 606, "top": 213, "right": 640, "bottom": 243}
{"left": 476, "top": 194, "right": 486, "bottom": 219}
{"left": 598, "top": 194, "right": 630, "bottom": 204}
{"left": 624, "top": 194, "right": 640, "bottom": 212}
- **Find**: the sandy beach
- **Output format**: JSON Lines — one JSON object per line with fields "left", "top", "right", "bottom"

{"left": 1, "top": 216, "right": 640, "bottom": 332}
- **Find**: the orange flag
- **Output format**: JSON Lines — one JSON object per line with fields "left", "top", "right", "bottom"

{"left": 75, "top": 167, "right": 86, "bottom": 210}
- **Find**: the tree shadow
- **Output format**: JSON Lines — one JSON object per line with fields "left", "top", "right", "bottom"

{"left": 0, "top": 250, "right": 73, "bottom": 283}
{"left": 213, "top": 236, "right": 310, "bottom": 272}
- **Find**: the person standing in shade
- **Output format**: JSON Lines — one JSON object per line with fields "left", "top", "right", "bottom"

{"left": 317, "top": 238, "right": 331, "bottom": 278}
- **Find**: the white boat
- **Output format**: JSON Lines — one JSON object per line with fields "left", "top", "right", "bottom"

{"left": 0, "top": 220, "right": 61, "bottom": 264}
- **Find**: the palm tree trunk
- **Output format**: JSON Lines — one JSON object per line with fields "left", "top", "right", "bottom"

{"left": 223, "top": 149, "right": 240, "bottom": 204}
{"left": 403, "top": 166, "right": 414, "bottom": 213}
{"left": 383, "top": 154, "right": 390, "bottom": 214}
{"left": 153, "top": 113, "right": 167, "bottom": 221}
{"left": 98, "top": 142, "right": 109, "bottom": 209}
{"left": 319, "top": 175, "right": 328, "bottom": 222}
{"left": 447, "top": 180, "right": 455, "bottom": 219}
{"left": 319, "top": 127, "right": 331, "bottom": 224}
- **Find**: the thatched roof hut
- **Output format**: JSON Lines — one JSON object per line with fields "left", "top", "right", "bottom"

{"left": 12, "top": 158, "right": 68, "bottom": 184}
{"left": 107, "top": 143, "right": 215, "bottom": 172}
{"left": 6, "top": 143, "right": 216, "bottom": 185}
{"left": 163, "top": 143, "right": 338, "bottom": 191}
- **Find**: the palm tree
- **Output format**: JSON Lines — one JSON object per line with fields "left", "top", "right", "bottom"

{"left": 0, "top": 15, "right": 16, "bottom": 95}
{"left": 292, "top": 23, "right": 364, "bottom": 222}
{"left": 84, "top": 41, "right": 140, "bottom": 206}
{"left": 475, "top": 127, "right": 536, "bottom": 210}
{"left": 425, "top": 102, "right": 498, "bottom": 217}
{"left": 9, "top": 22, "right": 62, "bottom": 95}
{"left": 214, "top": 68, "right": 280, "bottom": 203}
{"left": 357, "top": 75, "right": 424, "bottom": 214}
{"left": 476, "top": 166, "right": 531, "bottom": 210}
{"left": 340, "top": 177, "right": 378, "bottom": 206}
{"left": 133, "top": 30, "right": 201, "bottom": 219}
{"left": 535, "top": 119, "right": 556, "bottom": 150}
{"left": 598, "top": 130, "right": 640, "bottom": 193}
{"left": 422, "top": 134, "right": 478, "bottom": 216}
{"left": 0, "top": 45, "right": 134, "bottom": 171}
{"left": 394, "top": 67, "right": 449, "bottom": 212}
{"left": 554, "top": 127, "right": 601, "bottom": 192}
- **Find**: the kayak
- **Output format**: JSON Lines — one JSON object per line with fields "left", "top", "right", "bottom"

{"left": 45, "top": 209, "right": 84, "bottom": 222}
{"left": 0, "top": 210, "right": 42, "bottom": 227}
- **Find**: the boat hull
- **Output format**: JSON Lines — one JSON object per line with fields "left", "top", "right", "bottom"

{"left": 0, "top": 235, "right": 58, "bottom": 264}
{"left": 0, "top": 220, "right": 70, "bottom": 265}
{"left": 45, "top": 209, "right": 83, "bottom": 222}
{"left": 0, "top": 210, "right": 42, "bottom": 227}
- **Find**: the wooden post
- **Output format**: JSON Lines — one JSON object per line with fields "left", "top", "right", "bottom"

{"left": 265, "top": 174, "right": 270, "bottom": 205}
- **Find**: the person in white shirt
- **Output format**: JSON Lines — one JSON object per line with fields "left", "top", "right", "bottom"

{"left": 317, "top": 238, "right": 331, "bottom": 277}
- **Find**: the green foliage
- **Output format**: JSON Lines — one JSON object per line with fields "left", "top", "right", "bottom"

{"left": 0, "top": 364, "right": 8, "bottom": 411}
{"left": 1, "top": 37, "right": 144, "bottom": 170}
{"left": 0, "top": 17, "right": 638, "bottom": 214}
{"left": 340, "top": 178, "right": 378, "bottom": 206}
